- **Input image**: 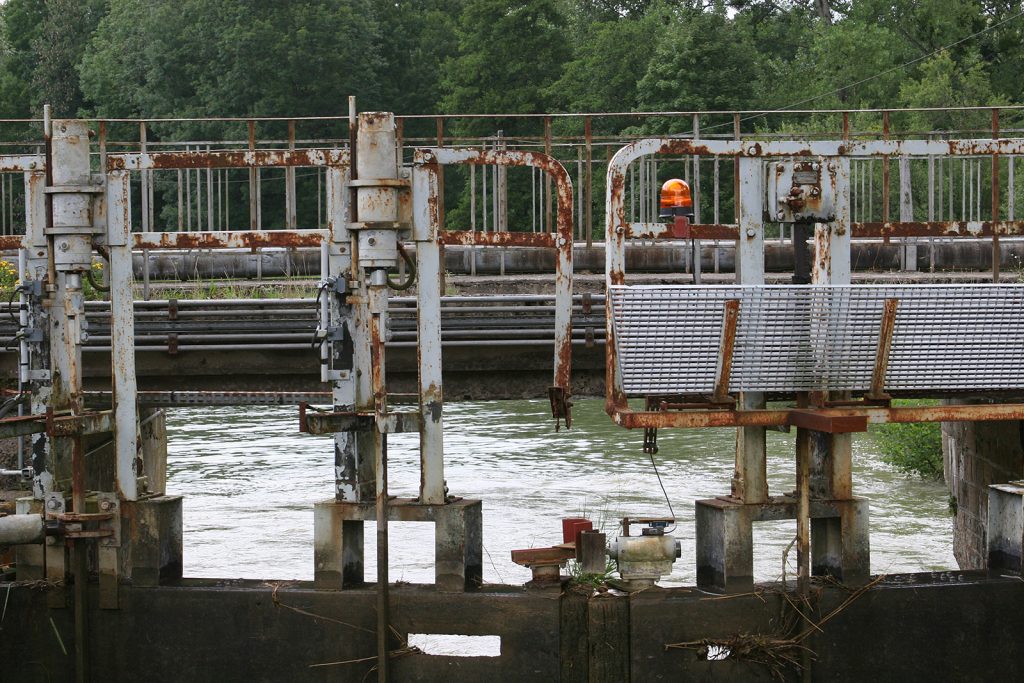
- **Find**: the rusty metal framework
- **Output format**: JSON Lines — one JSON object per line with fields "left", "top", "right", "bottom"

{"left": 0, "top": 110, "right": 576, "bottom": 682}
{"left": 604, "top": 137, "right": 1024, "bottom": 431}
{"left": 601, "top": 133, "right": 1024, "bottom": 595}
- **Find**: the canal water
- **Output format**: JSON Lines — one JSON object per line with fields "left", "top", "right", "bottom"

{"left": 166, "top": 398, "right": 955, "bottom": 586}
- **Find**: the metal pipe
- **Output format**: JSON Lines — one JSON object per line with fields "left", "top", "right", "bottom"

{"left": 0, "top": 513, "right": 44, "bottom": 544}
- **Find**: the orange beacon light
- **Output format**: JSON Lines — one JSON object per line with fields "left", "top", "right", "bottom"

{"left": 659, "top": 178, "right": 694, "bottom": 219}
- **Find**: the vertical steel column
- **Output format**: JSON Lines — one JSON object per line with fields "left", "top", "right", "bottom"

{"left": 992, "top": 108, "right": 1001, "bottom": 282}
{"left": 544, "top": 116, "right": 552, "bottom": 232}
{"left": 733, "top": 156, "right": 766, "bottom": 504}
{"left": 49, "top": 119, "right": 100, "bottom": 683}
{"left": 354, "top": 112, "right": 402, "bottom": 683}
{"left": 413, "top": 164, "right": 445, "bottom": 504}
{"left": 812, "top": 158, "right": 853, "bottom": 497}
{"left": 692, "top": 114, "right": 702, "bottom": 284}
{"left": 286, "top": 120, "right": 297, "bottom": 230}
{"left": 24, "top": 170, "right": 51, "bottom": 498}
{"left": 899, "top": 155, "right": 916, "bottom": 270}
{"left": 107, "top": 170, "right": 139, "bottom": 501}
{"left": 584, "top": 116, "right": 593, "bottom": 247}
{"left": 140, "top": 123, "right": 150, "bottom": 233}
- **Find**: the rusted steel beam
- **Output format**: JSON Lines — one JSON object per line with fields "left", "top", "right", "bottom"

{"left": 107, "top": 149, "right": 349, "bottom": 171}
{"left": 626, "top": 220, "right": 739, "bottom": 240}
{"left": 0, "top": 410, "right": 114, "bottom": 439}
{"left": 712, "top": 300, "right": 740, "bottom": 404}
{"left": 610, "top": 403, "right": 1024, "bottom": 430}
{"left": 867, "top": 298, "right": 899, "bottom": 401}
{"left": 417, "top": 146, "right": 574, "bottom": 419}
{"left": 852, "top": 220, "right": 1024, "bottom": 238}
{"left": 0, "top": 155, "right": 44, "bottom": 172}
{"left": 787, "top": 410, "right": 868, "bottom": 434}
{"left": 510, "top": 546, "right": 575, "bottom": 565}
{"left": 131, "top": 229, "right": 327, "bottom": 249}
{"left": 439, "top": 231, "right": 555, "bottom": 247}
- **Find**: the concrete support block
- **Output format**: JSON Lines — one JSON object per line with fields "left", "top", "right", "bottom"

{"left": 811, "top": 499, "right": 870, "bottom": 585}
{"left": 313, "top": 501, "right": 364, "bottom": 588}
{"left": 987, "top": 482, "right": 1024, "bottom": 572}
{"left": 313, "top": 498, "right": 483, "bottom": 592}
{"left": 120, "top": 495, "right": 183, "bottom": 586}
{"left": 697, "top": 496, "right": 871, "bottom": 593}
{"left": 696, "top": 498, "right": 753, "bottom": 593}
{"left": 434, "top": 499, "right": 483, "bottom": 592}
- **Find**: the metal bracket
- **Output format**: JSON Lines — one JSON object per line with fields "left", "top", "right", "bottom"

{"left": 21, "top": 327, "right": 44, "bottom": 343}
{"left": 96, "top": 494, "right": 121, "bottom": 548}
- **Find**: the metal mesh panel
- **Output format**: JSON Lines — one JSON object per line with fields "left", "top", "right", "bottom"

{"left": 609, "top": 285, "right": 1024, "bottom": 394}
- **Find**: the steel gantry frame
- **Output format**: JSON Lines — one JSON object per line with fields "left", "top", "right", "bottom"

{"left": 604, "top": 135, "right": 1024, "bottom": 594}
{"left": 0, "top": 110, "right": 574, "bottom": 683}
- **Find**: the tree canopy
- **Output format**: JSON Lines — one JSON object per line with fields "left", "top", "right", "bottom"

{"left": 0, "top": 0, "right": 1019, "bottom": 127}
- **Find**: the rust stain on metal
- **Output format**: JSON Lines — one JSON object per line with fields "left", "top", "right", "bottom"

{"left": 131, "top": 231, "right": 324, "bottom": 250}
{"left": 610, "top": 401, "right": 1024, "bottom": 430}
{"left": 440, "top": 231, "right": 555, "bottom": 248}
{"left": 107, "top": 149, "right": 347, "bottom": 171}
{"left": 852, "top": 221, "right": 1023, "bottom": 238}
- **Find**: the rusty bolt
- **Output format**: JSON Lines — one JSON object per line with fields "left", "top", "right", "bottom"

{"left": 746, "top": 228, "right": 757, "bottom": 238}
{"left": 99, "top": 500, "right": 113, "bottom": 512}
{"left": 747, "top": 145, "right": 759, "bottom": 155}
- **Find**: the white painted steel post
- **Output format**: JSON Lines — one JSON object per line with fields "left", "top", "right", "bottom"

{"left": 107, "top": 170, "right": 139, "bottom": 501}
{"left": 812, "top": 157, "right": 854, "bottom": 500}
{"left": 412, "top": 164, "right": 445, "bottom": 504}
{"left": 899, "top": 155, "right": 917, "bottom": 271}
{"left": 734, "top": 156, "right": 767, "bottom": 504}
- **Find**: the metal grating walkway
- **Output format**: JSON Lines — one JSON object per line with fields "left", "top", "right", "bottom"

{"left": 609, "top": 285, "right": 1024, "bottom": 394}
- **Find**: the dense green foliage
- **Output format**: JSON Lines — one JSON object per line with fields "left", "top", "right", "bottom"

{"left": 0, "top": 0, "right": 1021, "bottom": 122}
{"left": 872, "top": 418, "right": 944, "bottom": 480}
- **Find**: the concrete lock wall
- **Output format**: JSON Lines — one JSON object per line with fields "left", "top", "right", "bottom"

{"left": 943, "top": 403, "right": 1024, "bottom": 569}
{"left": 1, "top": 573, "right": 1022, "bottom": 682}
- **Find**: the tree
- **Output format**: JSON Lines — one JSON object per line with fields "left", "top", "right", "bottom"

{"left": 0, "top": 0, "right": 46, "bottom": 118}
{"left": 375, "top": 0, "right": 462, "bottom": 115}
{"left": 31, "top": 0, "right": 109, "bottom": 116}
{"left": 635, "top": 5, "right": 762, "bottom": 129}
{"left": 898, "top": 49, "right": 1006, "bottom": 132}
{"left": 80, "top": 0, "right": 384, "bottom": 125}
{"left": 441, "top": 0, "right": 570, "bottom": 132}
